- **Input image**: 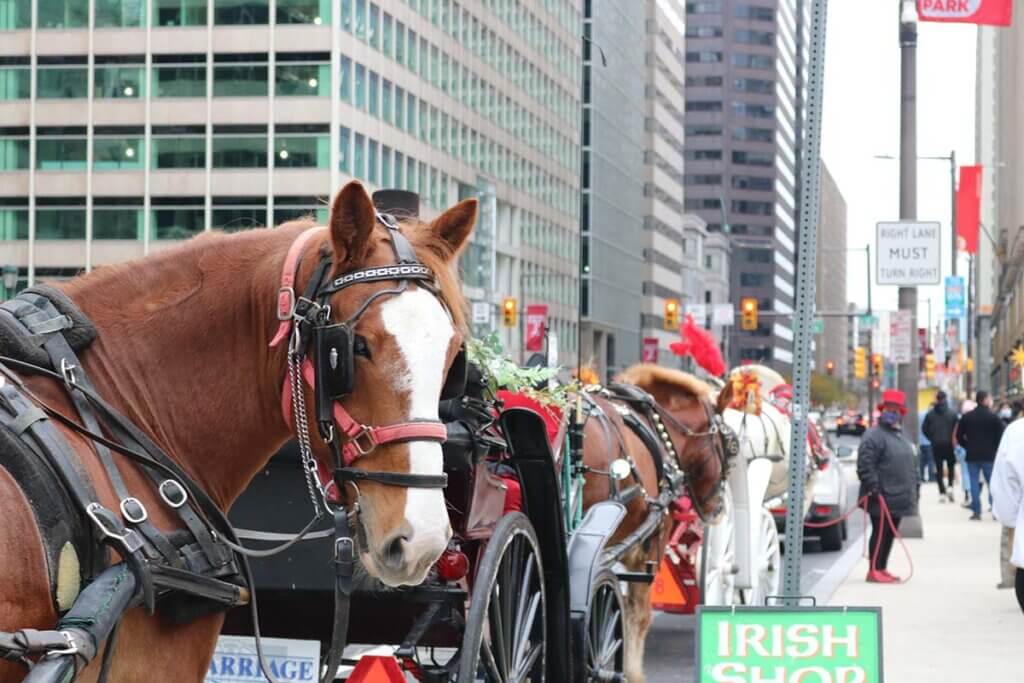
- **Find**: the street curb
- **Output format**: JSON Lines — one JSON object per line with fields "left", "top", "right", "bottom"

{"left": 806, "top": 525, "right": 866, "bottom": 605}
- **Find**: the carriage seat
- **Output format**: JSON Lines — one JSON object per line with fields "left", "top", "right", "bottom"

{"left": 0, "top": 286, "right": 97, "bottom": 369}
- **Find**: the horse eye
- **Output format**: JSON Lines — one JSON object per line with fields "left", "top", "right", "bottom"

{"left": 353, "top": 335, "right": 372, "bottom": 360}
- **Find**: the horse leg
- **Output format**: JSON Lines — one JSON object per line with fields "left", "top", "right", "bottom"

{"left": 0, "top": 468, "right": 59, "bottom": 683}
{"left": 621, "top": 546, "right": 655, "bottom": 683}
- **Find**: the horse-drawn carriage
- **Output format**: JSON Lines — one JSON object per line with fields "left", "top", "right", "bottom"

{"left": 0, "top": 185, "right": 732, "bottom": 683}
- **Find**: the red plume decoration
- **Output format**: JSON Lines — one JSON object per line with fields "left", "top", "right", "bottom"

{"left": 670, "top": 314, "right": 726, "bottom": 377}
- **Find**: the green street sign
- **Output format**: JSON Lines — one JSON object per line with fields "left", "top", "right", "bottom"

{"left": 812, "top": 318, "right": 824, "bottom": 335}
{"left": 697, "top": 606, "right": 883, "bottom": 683}
{"left": 859, "top": 314, "right": 878, "bottom": 327}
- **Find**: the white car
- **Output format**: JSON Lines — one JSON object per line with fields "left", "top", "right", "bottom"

{"left": 803, "top": 448, "right": 850, "bottom": 551}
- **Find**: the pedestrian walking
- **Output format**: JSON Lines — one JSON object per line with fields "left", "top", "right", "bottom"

{"left": 954, "top": 398, "right": 976, "bottom": 507}
{"left": 957, "top": 391, "right": 1005, "bottom": 521}
{"left": 991, "top": 419, "right": 1024, "bottom": 612}
{"left": 999, "top": 402, "right": 1014, "bottom": 426}
{"left": 918, "top": 408, "right": 935, "bottom": 483}
{"left": 857, "top": 389, "right": 918, "bottom": 583}
{"left": 922, "top": 390, "right": 958, "bottom": 503}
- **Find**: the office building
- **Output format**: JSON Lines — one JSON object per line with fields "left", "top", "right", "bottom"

{"left": 682, "top": 0, "right": 809, "bottom": 371}
{"left": 0, "top": 0, "right": 583, "bottom": 363}
{"left": 813, "top": 162, "right": 846, "bottom": 378}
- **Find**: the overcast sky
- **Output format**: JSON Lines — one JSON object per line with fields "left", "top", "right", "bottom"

{"left": 820, "top": 3, "right": 977, "bottom": 333}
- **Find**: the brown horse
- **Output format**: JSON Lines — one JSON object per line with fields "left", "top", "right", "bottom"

{"left": 0, "top": 181, "right": 475, "bottom": 681}
{"left": 581, "top": 364, "right": 726, "bottom": 683}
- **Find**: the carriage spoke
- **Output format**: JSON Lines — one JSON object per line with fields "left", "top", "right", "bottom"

{"left": 488, "top": 582, "right": 509, "bottom": 677}
{"left": 510, "top": 642, "right": 544, "bottom": 683}
{"left": 513, "top": 590, "right": 542, "bottom": 667}
{"left": 480, "top": 636, "right": 504, "bottom": 683}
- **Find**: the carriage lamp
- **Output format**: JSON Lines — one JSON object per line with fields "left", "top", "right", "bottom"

{"left": 436, "top": 548, "right": 469, "bottom": 582}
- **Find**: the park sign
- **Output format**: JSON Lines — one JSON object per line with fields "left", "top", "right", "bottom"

{"left": 697, "top": 606, "right": 883, "bottom": 683}
{"left": 876, "top": 221, "right": 941, "bottom": 286}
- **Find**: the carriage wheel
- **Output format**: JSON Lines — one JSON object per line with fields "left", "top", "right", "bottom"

{"left": 698, "top": 484, "right": 737, "bottom": 606}
{"left": 735, "top": 507, "right": 781, "bottom": 607}
{"left": 457, "top": 512, "right": 546, "bottom": 683}
{"left": 582, "top": 570, "right": 625, "bottom": 683}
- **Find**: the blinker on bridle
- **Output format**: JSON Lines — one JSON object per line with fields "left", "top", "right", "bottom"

{"left": 269, "top": 198, "right": 466, "bottom": 508}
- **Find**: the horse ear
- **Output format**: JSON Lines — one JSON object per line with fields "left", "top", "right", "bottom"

{"left": 429, "top": 198, "right": 477, "bottom": 260}
{"left": 329, "top": 181, "right": 376, "bottom": 268}
{"left": 715, "top": 381, "right": 733, "bottom": 415}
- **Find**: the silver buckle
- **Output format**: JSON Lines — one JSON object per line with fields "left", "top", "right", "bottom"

{"left": 119, "top": 497, "right": 148, "bottom": 524}
{"left": 60, "top": 358, "right": 77, "bottom": 386}
{"left": 351, "top": 426, "right": 376, "bottom": 456}
{"left": 158, "top": 479, "right": 188, "bottom": 508}
{"left": 45, "top": 631, "right": 80, "bottom": 658}
{"left": 86, "top": 503, "right": 144, "bottom": 553}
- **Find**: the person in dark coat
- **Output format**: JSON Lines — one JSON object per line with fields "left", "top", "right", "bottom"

{"left": 857, "top": 389, "right": 918, "bottom": 583}
{"left": 922, "top": 390, "right": 959, "bottom": 503}
{"left": 957, "top": 390, "right": 1006, "bottom": 520}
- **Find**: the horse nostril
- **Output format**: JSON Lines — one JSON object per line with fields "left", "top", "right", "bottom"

{"left": 384, "top": 535, "right": 409, "bottom": 569}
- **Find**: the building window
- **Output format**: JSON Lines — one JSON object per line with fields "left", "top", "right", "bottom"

{"left": 152, "top": 135, "right": 205, "bottom": 168}
{"left": 685, "top": 51, "right": 722, "bottom": 63}
{"left": 735, "top": 29, "right": 774, "bottom": 45}
{"left": 94, "top": 64, "right": 145, "bottom": 98}
{"left": 0, "top": 66, "right": 30, "bottom": 99}
{"left": 685, "top": 25, "right": 722, "bottom": 38}
{"left": 274, "top": 197, "right": 327, "bottom": 225}
{"left": 36, "top": 203, "right": 86, "bottom": 239}
{"left": 37, "top": 66, "right": 88, "bottom": 99}
{"left": 367, "top": 138, "right": 378, "bottom": 184}
{"left": 276, "top": 0, "right": 328, "bottom": 24}
{"left": 37, "top": 135, "right": 87, "bottom": 170}
{"left": 685, "top": 75, "right": 723, "bottom": 87}
{"left": 211, "top": 197, "right": 266, "bottom": 230}
{"left": 93, "top": 136, "right": 144, "bottom": 170}
{"left": 152, "top": 199, "right": 204, "bottom": 239}
{"left": 733, "top": 127, "right": 773, "bottom": 142}
{"left": 684, "top": 174, "right": 722, "bottom": 185}
{"left": 732, "top": 102, "right": 775, "bottom": 118}
{"left": 685, "top": 100, "right": 722, "bottom": 112}
{"left": 275, "top": 133, "right": 328, "bottom": 168}
{"left": 735, "top": 4, "right": 774, "bottom": 20}
{"left": 0, "top": 136, "right": 29, "bottom": 170}
{"left": 213, "top": 61, "right": 268, "bottom": 96}
{"left": 276, "top": 61, "right": 329, "bottom": 96}
{"left": 214, "top": 0, "right": 267, "bottom": 25}
{"left": 354, "top": 63, "right": 366, "bottom": 108}
{"left": 732, "top": 175, "right": 773, "bottom": 191}
{"left": 38, "top": 0, "right": 88, "bottom": 28}
{"left": 368, "top": 70, "right": 379, "bottom": 115}
{"left": 732, "top": 52, "right": 773, "bottom": 70}
{"left": 683, "top": 149, "right": 722, "bottom": 161}
{"left": 739, "top": 273, "right": 770, "bottom": 287}
{"left": 685, "top": 1, "right": 722, "bottom": 13}
{"left": 0, "top": 203, "right": 29, "bottom": 240}
{"left": 733, "top": 77, "right": 774, "bottom": 94}
{"left": 352, "top": 133, "right": 365, "bottom": 178}
{"left": 732, "top": 200, "right": 773, "bottom": 216}
{"left": 93, "top": 205, "right": 143, "bottom": 240}
{"left": 339, "top": 126, "right": 350, "bottom": 173}
{"left": 155, "top": 0, "right": 206, "bottom": 26}
{"left": 743, "top": 248, "right": 773, "bottom": 263}
{"left": 212, "top": 134, "right": 266, "bottom": 168}
{"left": 686, "top": 124, "right": 722, "bottom": 137}
{"left": 153, "top": 62, "right": 206, "bottom": 97}
{"left": 95, "top": 0, "right": 145, "bottom": 27}
{"left": 0, "top": 0, "right": 31, "bottom": 29}
{"left": 732, "top": 150, "right": 774, "bottom": 166}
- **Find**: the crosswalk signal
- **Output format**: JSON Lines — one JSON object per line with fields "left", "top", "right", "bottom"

{"left": 872, "top": 353, "right": 883, "bottom": 378}
{"left": 825, "top": 360, "right": 835, "bottom": 376}
{"left": 925, "top": 353, "right": 936, "bottom": 379}
{"left": 502, "top": 297, "right": 517, "bottom": 327}
{"left": 740, "top": 298, "right": 758, "bottom": 331}
{"left": 854, "top": 347, "right": 866, "bottom": 379}
{"left": 663, "top": 298, "right": 680, "bottom": 330}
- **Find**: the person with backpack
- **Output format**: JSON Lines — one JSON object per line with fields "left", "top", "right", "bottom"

{"left": 923, "top": 390, "right": 959, "bottom": 503}
{"left": 958, "top": 391, "right": 1006, "bottom": 520}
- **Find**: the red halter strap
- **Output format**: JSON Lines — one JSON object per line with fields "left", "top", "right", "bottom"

{"left": 270, "top": 227, "right": 449, "bottom": 474}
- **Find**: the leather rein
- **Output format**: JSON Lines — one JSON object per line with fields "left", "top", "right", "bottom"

{"left": 269, "top": 216, "right": 451, "bottom": 511}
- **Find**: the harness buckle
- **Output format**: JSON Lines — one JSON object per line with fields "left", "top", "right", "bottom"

{"left": 86, "top": 503, "right": 145, "bottom": 554}
{"left": 351, "top": 426, "right": 377, "bottom": 456}
{"left": 44, "top": 631, "right": 80, "bottom": 658}
{"left": 158, "top": 479, "right": 189, "bottom": 508}
{"left": 276, "top": 286, "right": 297, "bottom": 321}
{"left": 60, "top": 358, "right": 77, "bottom": 386}
{"left": 119, "top": 497, "right": 148, "bottom": 524}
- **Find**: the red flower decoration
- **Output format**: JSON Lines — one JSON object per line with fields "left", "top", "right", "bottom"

{"left": 670, "top": 314, "right": 726, "bottom": 377}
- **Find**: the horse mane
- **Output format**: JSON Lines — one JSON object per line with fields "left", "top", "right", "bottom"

{"left": 728, "top": 363, "right": 787, "bottom": 392}
{"left": 617, "top": 363, "right": 712, "bottom": 400}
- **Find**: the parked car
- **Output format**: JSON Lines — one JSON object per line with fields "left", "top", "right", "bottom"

{"left": 836, "top": 412, "right": 867, "bottom": 436}
{"left": 768, "top": 424, "right": 849, "bottom": 552}
{"left": 823, "top": 409, "right": 841, "bottom": 433}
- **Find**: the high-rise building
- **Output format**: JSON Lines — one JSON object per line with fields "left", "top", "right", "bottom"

{"left": 814, "top": 162, "right": 846, "bottom": 379}
{"left": 974, "top": 24, "right": 1000, "bottom": 394}
{"left": 682, "top": 0, "right": 809, "bottom": 371}
{"left": 0, "top": 0, "right": 583, "bottom": 364}
{"left": 580, "top": 0, "right": 646, "bottom": 378}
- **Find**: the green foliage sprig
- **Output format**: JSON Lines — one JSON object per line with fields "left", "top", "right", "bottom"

{"left": 466, "top": 333, "right": 577, "bottom": 410}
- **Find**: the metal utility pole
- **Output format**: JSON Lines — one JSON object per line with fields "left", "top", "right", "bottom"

{"left": 897, "top": 2, "right": 919, "bottom": 447}
{"left": 781, "top": 0, "right": 829, "bottom": 604}
{"left": 950, "top": 149, "right": 958, "bottom": 277}
{"left": 866, "top": 243, "right": 875, "bottom": 419}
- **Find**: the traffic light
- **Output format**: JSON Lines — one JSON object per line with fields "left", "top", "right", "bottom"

{"left": 925, "top": 353, "right": 936, "bottom": 379}
{"left": 740, "top": 298, "right": 758, "bottom": 331}
{"left": 872, "top": 353, "right": 883, "bottom": 378}
{"left": 825, "top": 360, "right": 835, "bottom": 376}
{"left": 502, "top": 297, "right": 517, "bottom": 327}
{"left": 663, "top": 298, "right": 680, "bottom": 330}
{"left": 966, "top": 356, "right": 974, "bottom": 373}
{"left": 871, "top": 378, "right": 881, "bottom": 390}
{"left": 854, "top": 347, "right": 866, "bottom": 379}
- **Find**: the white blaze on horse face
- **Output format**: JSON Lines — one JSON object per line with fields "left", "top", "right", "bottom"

{"left": 379, "top": 287, "right": 454, "bottom": 581}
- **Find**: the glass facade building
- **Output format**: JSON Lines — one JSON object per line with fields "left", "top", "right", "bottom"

{"left": 0, "top": 0, "right": 582, "bottom": 362}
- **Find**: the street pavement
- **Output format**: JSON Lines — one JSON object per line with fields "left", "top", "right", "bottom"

{"left": 643, "top": 433, "right": 864, "bottom": 682}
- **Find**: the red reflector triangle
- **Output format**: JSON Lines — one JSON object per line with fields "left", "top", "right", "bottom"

{"left": 346, "top": 655, "right": 407, "bottom": 682}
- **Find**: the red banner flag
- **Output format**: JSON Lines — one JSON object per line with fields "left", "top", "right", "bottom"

{"left": 918, "top": 0, "right": 1012, "bottom": 26}
{"left": 525, "top": 304, "right": 547, "bottom": 352}
{"left": 642, "top": 337, "right": 659, "bottom": 363}
{"left": 956, "top": 165, "right": 981, "bottom": 254}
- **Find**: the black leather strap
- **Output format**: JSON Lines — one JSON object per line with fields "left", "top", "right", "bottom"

{"left": 333, "top": 467, "right": 448, "bottom": 489}
{"left": 320, "top": 509, "right": 354, "bottom": 683}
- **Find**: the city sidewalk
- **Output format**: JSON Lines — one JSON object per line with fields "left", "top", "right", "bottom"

{"left": 828, "top": 485, "right": 1023, "bottom": 679}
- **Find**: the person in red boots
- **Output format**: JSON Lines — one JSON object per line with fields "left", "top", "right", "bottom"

{"left": 857, "top": 389, "right": 919, "bottom": 583}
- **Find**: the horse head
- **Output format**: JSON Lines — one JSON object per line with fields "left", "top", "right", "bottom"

{"left": 616, "top": 364, "right": 726, "bottom": 517}
{"left": 289, "top": 181, "right": 475, "bottom": 587}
